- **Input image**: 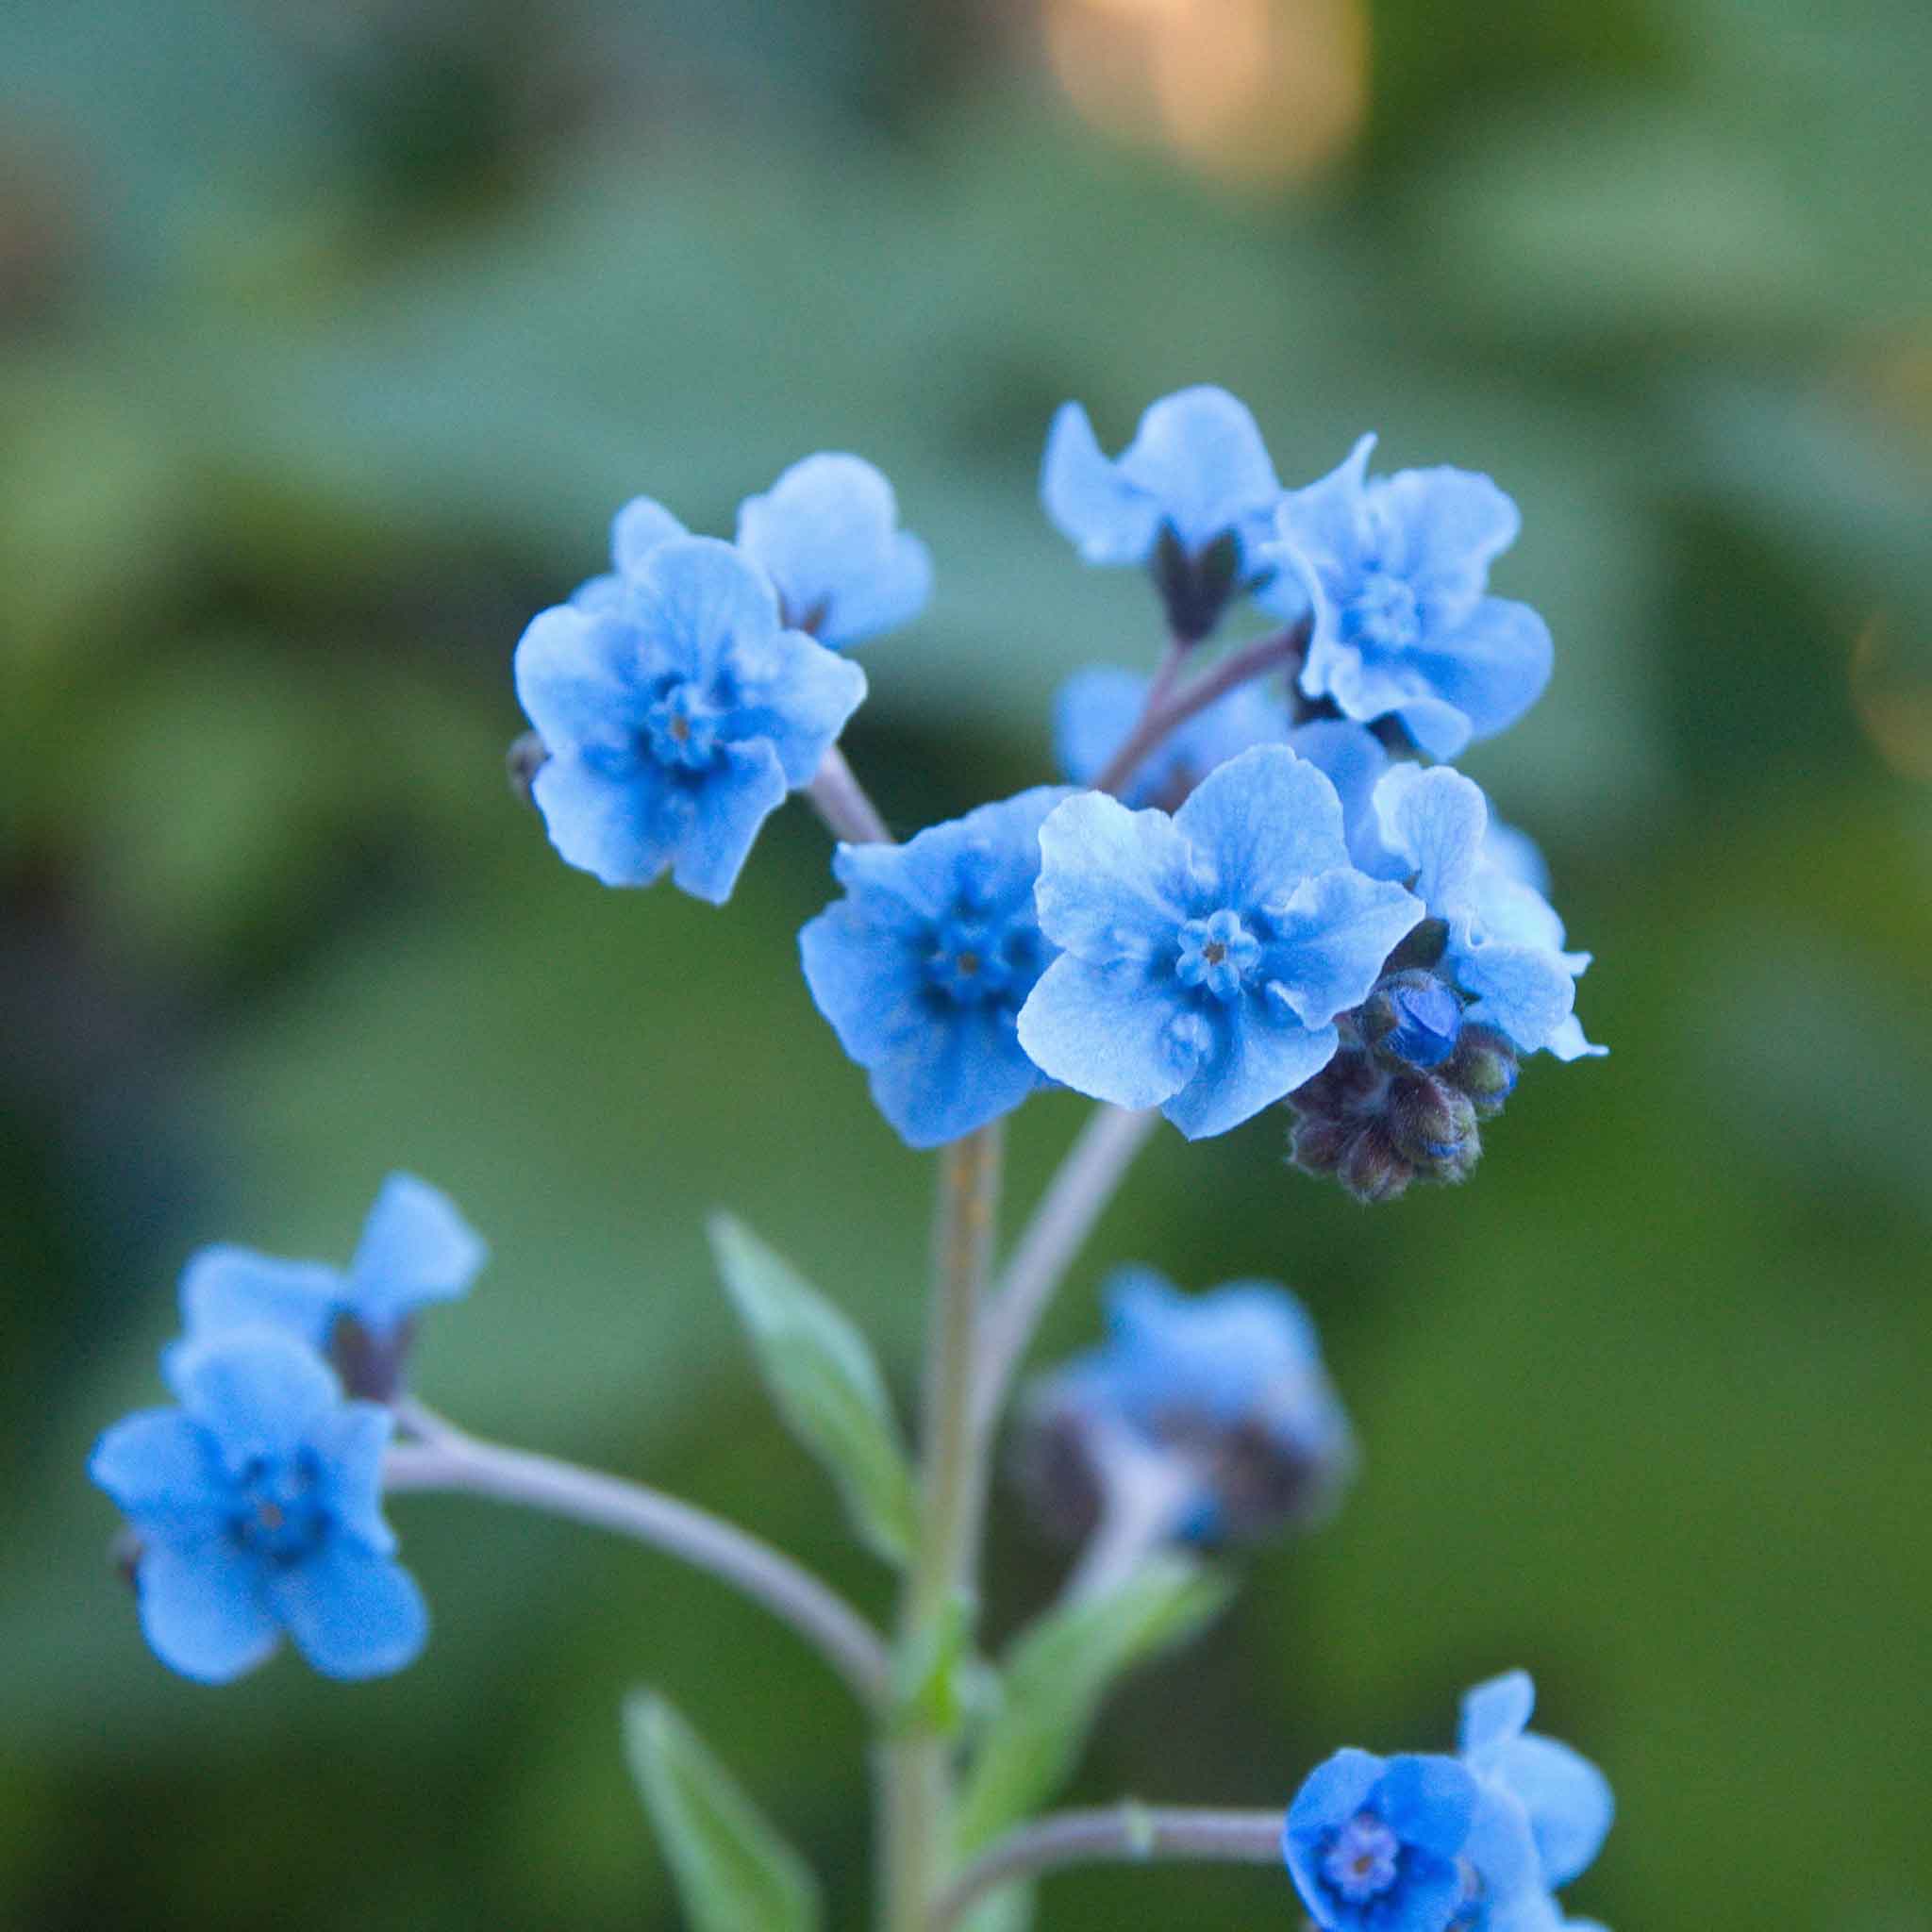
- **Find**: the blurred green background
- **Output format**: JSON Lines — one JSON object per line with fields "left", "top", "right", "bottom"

{"left": 5, "top": 0, "right": 1931, "bottom": 1926}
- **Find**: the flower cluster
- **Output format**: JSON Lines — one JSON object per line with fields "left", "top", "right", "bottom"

{"left": 90, "top": 1174, "right": 481, "bottom": 1681}
{"left": 1285, "top": 1672, "right": 1613, "bottom": 1931}
{"left": 1016, "top": 1265, "right": 1355, "bottom": 1546}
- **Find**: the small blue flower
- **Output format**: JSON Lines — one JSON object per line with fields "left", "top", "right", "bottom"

{"left": 90, "top": 1329, "right": 426, "bottom": 1683}
{"left": 1285, "top": 1749, "right": 1483, "bottom": 1932}
{"left": 1055, "top": 665, "right": 1291, "bottom": 807}
{"left": 1266, "top": 436, "right": 1552, "bottom": 759}
{"left": 799, "top": 789, "right": 1068, "bottom": 1148}
{"left": 1043, "top": 387, "right": 1285, "bottom": 639}
{"left": 516, "top": 536, "right": 867, "bottom": 901}
{"left": 571, "top": 456, "right": 929, "bottom": 650}
{"left": 1372, "top": 765, "right": 1604, "bottom": 1059}
{"left": 735, "top": 454, "right": 933, "bottom": 648}
{"left": 1016, "top": 745, "right": 1423, "bottom": 1139}
{"left": 181, "top": 1173, "right": 485, "bottom": 1356}
{"left": 1459, "top": 1673, "right": 1614, "bottom": 1907}
{"left": 1028, "top": 1267, "right": 1355, "bottom": 1543}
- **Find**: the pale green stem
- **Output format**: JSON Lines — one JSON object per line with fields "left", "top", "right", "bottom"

{"left": 880, "top": 1122, "right": 1005, "bottom": 1932}
{"left": 927, "top": 1803, "right": 1287, "bottom": 1928}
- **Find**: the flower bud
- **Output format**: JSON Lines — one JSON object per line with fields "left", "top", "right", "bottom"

{"left": 1360, "top": 971, "right": 1463, "bottom": 1069}
{"left": 1388, "top": 1073, "right": 1479, "bottom": 1173}
{"left": 506, "top": 729, "right": 549, "bottom": 806}
{"left": 1444, "top": 1024, "right": 1519, "bottom": 1116}
{"left": 1152, "top": 522, "right": 1244, "bottom": 644}
{"left": 1338, "top": 1123, "right": 1412, "bottom": 1203}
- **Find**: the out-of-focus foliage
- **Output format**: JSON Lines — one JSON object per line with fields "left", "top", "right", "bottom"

{"left": 2, "top": 0, "right": 1928, "bottom": 1927}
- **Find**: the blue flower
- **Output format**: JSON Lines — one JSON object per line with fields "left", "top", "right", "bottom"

{"left": 1266, "top": 436, "right": 1552, "bottom": 759}
{"left": 181, "top": 1172, "right": 485, "bottom": 1356}
{"left": 1459, "top": 1673, "right": 1614, "bottom": 1911}
{"left": 1024, "top": 1266, "right": 1355, "bottom": 1544}
{"left": 1042, "top": 387, "right": 1285, "bottom": 639}
{"left": 1372, "top": 765, "right": 1603, "bottom": 1059}
{"left": 1055, "top": 664, "right": 1291, "bottom": 807}
{"left": 1016, "top": 745, "right": 1423, "bottom": 1139}
{"left": 516, "top": 535, "right": 867, "bottom": 901}
{"left": 571, "top": 456, "right": 930, "bottom": 650}
{"left": 90, "top": 1329, "right": 426, "bottom": 1683}
{"left": 799, "top": 788, "right": 1068, "bottom": 1148}
{"left": 1285, "top": 1750, "right": 1483, "bottom": 1932}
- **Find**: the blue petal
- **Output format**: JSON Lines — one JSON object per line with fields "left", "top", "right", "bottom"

{"left": 165, "top": 1330, "right": 341, "bottom": 1470}
{"left": 135, "top": 1539, "right": 280, "bottom": 1683}
{"left": 272, "top": 1542, "right": 429, "bottom": 1680}
{"left": 670, "top": 741, "right": 790, "bottom": 904}
{"left": 1055, "top": 667, "right": 1150, "bottom": 787}
{"left": 569, "top": 572, "right": 624, "bottom": 612}
{"left": 1461, "top": 1784, "right": 1557, "bottom": 1931}
{"left": 730, "top": 625, "right": 868, "bottom": 787}
{"left": 346, "top": 1173, "right": 487, "bottom": 1332}
{"left": 513, "top": 605, "right": 643, "bottom": 750}
{"left": 90, "top": 1409, "right": 230, "bottom": 1530}
{"left": 1058, "top": 667, "right": 1289, "bottom": 804}
{"left": 1390, "top": 693, "right": 1477, "bottom": 761}
{"left": 798, "top": 900, "right": 935, "bottom": 1066}
{"left": 1114, "top": 386, "right": 1281, "bottom": 555}
{"left": 1375, "top": 1752, "right": 1481, "bottom": 1858}
{"left": 1546, "top": 1014, "right": 1607, "bottom": 1061}
{"left": 178, "top": 1244, "right": 341, "bottom": 1349}
{"left": 1017, "top": 958, "right": 1196, "bottom": 1111}
{"left": 1484, "top": 1735, "right": 1614, "bottom": 1889}
{"left": 306, "top": 1403, "right": 399, "bottom": 1557}
{"left": 1268, "top": 432, "right": 1376, "bottom": 604}
{"left": 1460, "top": 1671, "right": 1536, "bottom": 1754}
{"left": 1286, "top": 1745, "right": 1387, "bottom": 1842}
{"left": 869, "top": 1003, "right": 1048, "bottom": 1148}
{"left": 1288, "top": 721, "right": 1395, "bottom": 875}
{"left": 1033, "top": 791, "right": 1194, "bottom": 962}
{"left": 1263, "top": 867, "right": 1424, "bottom": 1030}
{"left": 736, "top": 454, "right": 930, "bottom": 648}
{"left": 1407, "top": 596, "right": 1553, "bottom": 745}
{"left": 1041, "top": 401, "right": 1165, "bottom": 565}
{"left": 529, "top": 749, "right": 687, "bottom": 888}
{"left": 631, "top": 535, "right": 780, "bottom": 682}
{"left": 1457, "top": 942, "right": 1577, "bottom": 1055}
{"left": 1374, "top": 765, "right": 1489, "bottom": 914}
{"left": 1371, "top": 467, "right": 1520, "bottom": 611}
{"left": 1162, "top": 1003, "right": 1337, "bottom": 1140}
{"left": 1469, "top": 868, "right": 1568, "bottom": 955}
{"left": 1172, "top": 745, "right": 1350, "bottom": 908}
{"left": 610, "top": 495, "right": 688, "bottom": 573}
{"left": 1480, "top": 820, "right": 1552, "bottom": 896}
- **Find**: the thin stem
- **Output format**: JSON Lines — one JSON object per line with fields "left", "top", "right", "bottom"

{"left": 382, "top": 1427, "right": 890, "bottom": 1709}
{"left": 1091, "top": 618, "right": 1309, "bottom": 800}
{"left": 974, "top": 1104, "right": 1158, "bottom": 1437}
{"left": 928, "top": 1804, "right": 1288, "bottom": 1928}
{"left": 806, "top": 743, "right": 894, "bottom": 846}
{"left": 880, "top": 1123, "right": 1006, "bottom": 1932}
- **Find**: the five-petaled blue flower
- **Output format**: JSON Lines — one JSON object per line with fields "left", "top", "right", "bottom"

{"left": 1017, "top": 745, "right": 1423, "bottom": 1138}
{"left": 516, "top": 535, "right": 867, "bottom": 901}
{"left": 1285, "top": 1749, "right": 1483, "bottom": 1932}
{"left": 1265, "top": 435, "right": 1552, "bottom": 759}
{"left": 1457, "top": 1672, "right": 1614, "bottom": 1927}
{"left": 1042, "top": 387, "right": 1285, "bottom": 639}
{"left": 1372, "top": 764, "right": 1604, "bottom": 1060}
{"left": 180, "top": 1172, "right": 485, "bottom": 1360}
{"left": 800, "top": 789, "right": 1067, "bottom": 1148}
{"left": 572, "top": 454, "right": 931, "bottom": 651}
{"left": 90, "top": 1329, "right": 426, "bottom": 1683}
{"left": 1032, "top": 1266, "right": 1355, "bottom": 1543}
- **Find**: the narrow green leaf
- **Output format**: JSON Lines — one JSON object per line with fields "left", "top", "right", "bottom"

{"left": 623, "top": 1691, "right": 822, "bottom": 1932}
{"left": 888, "top": 1589, "right": 974, "bottom": 1739}
{"left": 953, "top": 1554, "right": 1234, "bottom": 1854}
{"left": 708, "top": 1213, "right": 918, "bottom": 1565}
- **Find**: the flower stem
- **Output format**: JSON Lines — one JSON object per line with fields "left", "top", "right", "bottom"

{"left": 381, "top": 1425, "right": 890, "bottom": 1708}
{"left": 927, "top": 1803, "right": 1287, "bottom": 1927}
{"left": 973, "top": 1104, "right": 1158, "bottom": 1437}
{"left": 880, "top": 1123, "right": 1005, "bottom": 1932}
{"left": 806, "top": 743, "right": 894, "bottom": 845}
{"left": 1091, "top": 618, "right": 1310, "bottom": 799}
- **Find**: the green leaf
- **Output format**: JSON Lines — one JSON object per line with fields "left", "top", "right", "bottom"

{"left": 623, "top": 1691, "right": 823, "bottom": 1932}
{"left": 954, "top": 1555, "right": 1234, "bottom": 1856}
{"left": 708, "top": 1213, "right": 919, "bottom": 1565}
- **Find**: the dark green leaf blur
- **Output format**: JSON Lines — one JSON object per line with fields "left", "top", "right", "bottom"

{"left": 4, "top": 0, "right": 1929, "bottom": 1926}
